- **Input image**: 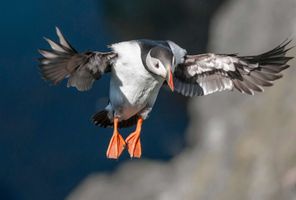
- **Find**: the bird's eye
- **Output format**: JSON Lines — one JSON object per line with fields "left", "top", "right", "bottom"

{"left": 155, "top": 63, "right": 159, "bottom": 68}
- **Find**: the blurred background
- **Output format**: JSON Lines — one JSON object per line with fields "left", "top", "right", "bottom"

{"left": 0, "top": 0, "right": 295, "bottom": 199}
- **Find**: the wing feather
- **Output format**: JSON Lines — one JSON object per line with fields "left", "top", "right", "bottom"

{"left": 174, "top": 40, "right": 293, "bottom": 96}
{"left": 38, "top": 27, "right": 117, "bottom": 91}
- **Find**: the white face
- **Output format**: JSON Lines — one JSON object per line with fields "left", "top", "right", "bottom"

{"left": 145, "top": 49, "right": 170, "bottom": 79}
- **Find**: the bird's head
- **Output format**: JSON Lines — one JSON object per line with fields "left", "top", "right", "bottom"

{"left": 145, "top": 46, "right": 175, "bottom": 91}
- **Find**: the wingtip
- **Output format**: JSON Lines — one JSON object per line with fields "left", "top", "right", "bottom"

{"left": 43, "top": 37, "right": 51, "bottom": 44}
{"left": 55, "top": 26, "right": 63, "bottom": 38}
{"left": 279, "top": 38, "right": 293, "bottom": 47}
{"left": 37, "top": 49, "right": 43, "bottom": 54}
{"left": 55, "top": 26, "right": 60, "bottom": 33}
{"left": 279, "top": 38, "right": 295, "bottom": 52}
{"left": 53, "top": 26, "right": 77, "bottom": 52}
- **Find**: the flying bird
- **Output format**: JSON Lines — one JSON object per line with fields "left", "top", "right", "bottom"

{"left": 38, "top": 27, "right": 294, "bottom": 159}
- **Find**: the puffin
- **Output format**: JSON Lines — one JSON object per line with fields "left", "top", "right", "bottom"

{"left": 38, "top": 27, "right": 294, "bottom": 159}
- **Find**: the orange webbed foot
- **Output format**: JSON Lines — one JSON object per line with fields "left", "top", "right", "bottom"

{"left": 106, "top": 118, "right": 126, "bottom": 159}
{"left": 125, "top": 117, "right": 143, "bottom": 158}
{"left": 106, "top": 131, "right": 125, "bottom": 159}
{"left": 125, "top": 131, "right": 142, "bottom": 158}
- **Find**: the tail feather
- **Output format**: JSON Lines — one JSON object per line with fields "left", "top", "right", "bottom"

{"left": 92, "top": 110, "right": 138, "bottom": 128}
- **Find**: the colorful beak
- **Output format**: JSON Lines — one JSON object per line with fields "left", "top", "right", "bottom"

{"left": 166, "top": 68, "right": 174, "bottom": 92}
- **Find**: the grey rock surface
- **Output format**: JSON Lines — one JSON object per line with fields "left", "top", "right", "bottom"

{"left": 67, "top": 0, "right": 296, "bottom": 199}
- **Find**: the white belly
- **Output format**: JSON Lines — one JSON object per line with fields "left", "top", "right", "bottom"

{"left": 109, "top": 41, "right": 163, "bottom": 120}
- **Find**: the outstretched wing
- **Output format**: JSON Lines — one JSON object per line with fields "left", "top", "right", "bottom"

{"left": 174, "top": 40, "right": 294, "bottom": 96}
{"left": 38, "top": 27, "right": 117, "bottom": 91}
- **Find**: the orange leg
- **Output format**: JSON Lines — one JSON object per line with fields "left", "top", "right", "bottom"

{"left": 106, "top": 117, "right": 126, "bottom": 159}
{"left": 125, "top": 117, "right": 143, "bottom": 158}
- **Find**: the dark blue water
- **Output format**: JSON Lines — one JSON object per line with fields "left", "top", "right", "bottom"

{"left": 0, "top": 1, "right": 188, "bottom": 199}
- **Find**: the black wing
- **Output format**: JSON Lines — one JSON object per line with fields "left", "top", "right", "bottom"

{"left": 38, "top": 27, "right": 117, "bottom": 91}
{"left": 174, "top": 40, "right": 294, "bottom": 96}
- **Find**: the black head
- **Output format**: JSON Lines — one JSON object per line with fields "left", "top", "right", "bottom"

{"left": 139, "top": 40, "right": 175, "bottom": 91}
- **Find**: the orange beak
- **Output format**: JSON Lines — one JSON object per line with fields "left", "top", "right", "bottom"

{"left": 166, "top": 69, "right": 174, "bottom": 92}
